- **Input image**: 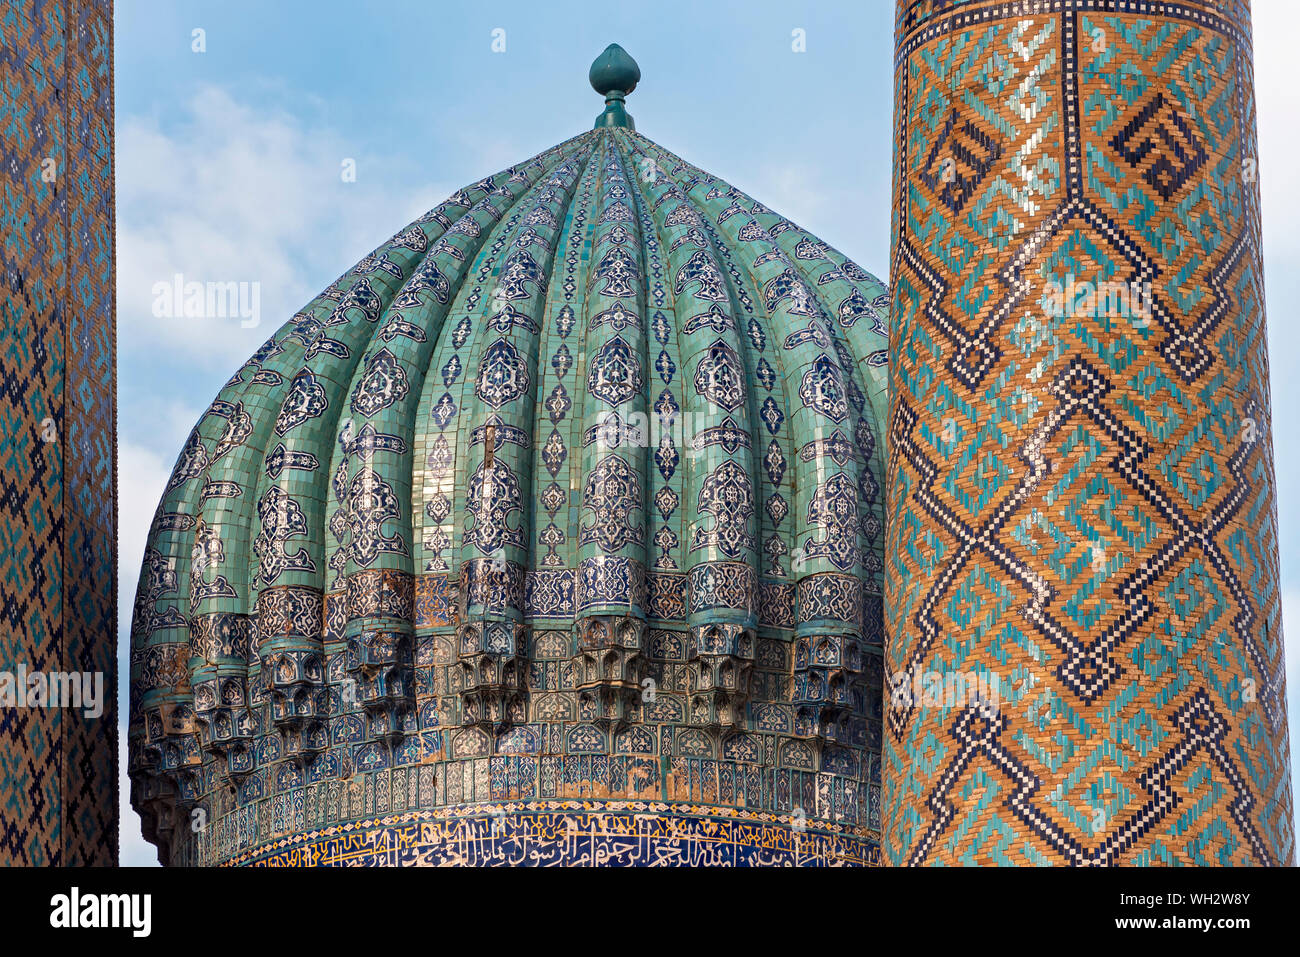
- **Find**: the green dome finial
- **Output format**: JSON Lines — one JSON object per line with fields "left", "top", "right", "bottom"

{"left": 590, "top": 43, "right": 639, "bottom": 131}
{"left": 589, "top": 43, "right": 640, "bottom": 96}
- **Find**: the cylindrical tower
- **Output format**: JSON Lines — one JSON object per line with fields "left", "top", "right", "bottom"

{"left": 886, "top": 0, "right": 1293, "bottom": 864}
{"left": 0, "top": 0, "right": 117, "bottom": 866}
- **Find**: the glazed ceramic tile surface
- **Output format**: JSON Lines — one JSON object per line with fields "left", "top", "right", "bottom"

{"left": 0, "top": 0, "right": 116, "bottom": 866}
{"left": 128, "top": 45, "right": 891, "bottom": 866}
{"left": 886, "top": 0, "right": 1293, "bottom": 865}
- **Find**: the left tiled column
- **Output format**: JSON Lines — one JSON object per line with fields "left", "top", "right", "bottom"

{"left": 0, "top": 0, "right": 117, "bottom": 866}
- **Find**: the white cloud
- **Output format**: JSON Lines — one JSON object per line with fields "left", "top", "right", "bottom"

{"left": 117, "top": 85, "right": 450, "bottom": 371}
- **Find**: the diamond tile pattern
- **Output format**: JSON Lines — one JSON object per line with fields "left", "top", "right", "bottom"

{"left": 0, "top": 0, "right": 117, "bottom": 866}
{"left": 886, "top": 0, "right": 1293, "bottom": 866}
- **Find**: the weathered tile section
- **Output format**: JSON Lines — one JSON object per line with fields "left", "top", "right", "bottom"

{"left": 0, "top": 0, "right": 117, "bottom": 866}
{"left": 886, "top": 0, "right": 1293, "bottom": 865}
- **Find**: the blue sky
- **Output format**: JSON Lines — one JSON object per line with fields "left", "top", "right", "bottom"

{"left": 113, "top": 0, "right": 1300, "bottom": 864}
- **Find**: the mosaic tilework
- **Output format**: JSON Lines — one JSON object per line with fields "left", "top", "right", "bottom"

{"left": 0, "top": 0, "right": 116, "bottom": 865}
{"left": 886, "top": 0, "right": 1293, "bottom": 865}
{"left": 229, "top": 802, "right": 879, "bottom": 867}
{"left": 128, "top": 57, "right": 892, "bottom": 865}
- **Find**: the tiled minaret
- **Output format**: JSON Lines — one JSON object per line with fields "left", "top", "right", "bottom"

{"left": 885, "top": 0, "right": 1293, "bottom": 865}
{"left": 0, "top": 0, "right": 117, "bottom": 865}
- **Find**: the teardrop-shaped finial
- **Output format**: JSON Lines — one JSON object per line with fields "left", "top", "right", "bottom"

{"left": 590, "top": 43, "right": 640, "bottom": 96}
{"left": 590, "top": 43, "right": 639, "bottom": 130}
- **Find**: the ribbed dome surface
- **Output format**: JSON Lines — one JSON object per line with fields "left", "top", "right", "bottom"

{"left": 129, "top": 116, "right": 890, "bottom": 863}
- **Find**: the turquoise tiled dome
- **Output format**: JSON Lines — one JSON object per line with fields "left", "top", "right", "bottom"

{"left": 129, "top": 49, "right": 891, "bottom": 864}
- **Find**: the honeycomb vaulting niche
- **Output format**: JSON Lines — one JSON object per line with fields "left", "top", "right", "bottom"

{"left": 886, "top": 0, "right": 1293, "bottom": 864}
{"left": 129, "top": 45, "right": 892, "bottom": 866}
